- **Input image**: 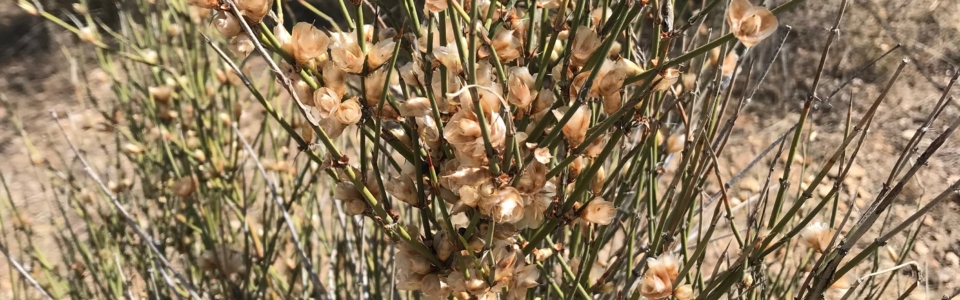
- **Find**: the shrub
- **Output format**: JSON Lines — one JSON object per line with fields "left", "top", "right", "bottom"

{"left": 3, "top": 0, "right": 958, "bottom": 299}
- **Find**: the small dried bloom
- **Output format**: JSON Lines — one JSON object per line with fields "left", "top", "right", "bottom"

{"left": 367, "top": 39, "right": 396, "bottom": 69}
{"left": 230, "top": 33, "right": 255, "bottom": 57}
{"left": 424, "top": 0, "right": 448, "bottom": 14}
{"left": 291, "top": 22, "right": 330, "bottom": 65}
{"left": 238, "top": 0, "right": 271, "bottom": 23}
{"left": 517, "top": 193, "right": 550, "bottom": 229}
{"left": 721, "top": 52, "right": 739, "bottom": 77}
{"left": 396, "top": 246, "right": 433, "bottom": 275}
{"left": 421, "top": 274, "right": 452, "bottom": 298}
{"left": 78, "top": 26, "right": 98, "bottom": 44}
{"left": 533, "top": 248, "right": 555, "bottom": 262}
{"left": 433, "top": 44, "right": 462, "bottom": 73}
{"left": 364, "top": 68, "right": 399, "bottom": 105}
{"left": 674, "top": 284, "right": 694, "bottom": 300}
{"left": 313, "top": 87, "right": 340, "bottom": 116}
{"left": 399, "top": 97, "right": 433, "bottom": 117}
{"left": 333, "top": 98, "right": 362, "bottom": 125}
{"left": 591, "top": 7, "right": 612, "bottom": 27}
{"left": 507, "top": 66, "right": 537, "bottom": 109}
{"left": 640, "top": 254, "right": 680, "bottom": 299}
{"left": 319, "top": 117, "right": 347, "bottom": 138}
{"left": 492, "top": 29, "right": 522, "bottom": 62}
{"left": 666, "top": 133, "right": 685, "bottom": 153}
{"left": 399, "top": 60, "right": 426, "bottom": 86}
{"left": 481, "top": 187, "right": 525, "bottom": 224}
{"left": 727, "top": 0, "right": 778, "bottom": 47}
{"left": 214, "top": 12, "right": 242, "bottom": 37}
{"left": 601, "top": 91, "right": 622, "bottom": 115}
{"left": 581, "top": 197, "right": 616, "bottom": 225}
{"left": 513, "top": 264, "right": 539, "bottom": 289}
{"left": 800, "top": 222, "right": 840, "bottom": 253}
{"left": 591, "top": 166, "right": 606, "bottom": 194}
{"left": 321, "top": 61, "right": 347, "bottom": 96}
{"left": 651, "top": 68, "right": 681, "bottom": 92}
{"left": 330, "top": 31, "right": 365, "bottom": 73}
{"left": 344, "top": 199, "right": 366, "bottom": 215}
{"left": 274, "top": 24, "right": 295, "bottom": 55}
{"left": 291, "top": 75, "right": 314, "bottom": 106}
{"left": 570, "top": 26, "right": 601, "bottom": 67}
{"left": 554, "top": 106, "right": 591, "bottom": 148}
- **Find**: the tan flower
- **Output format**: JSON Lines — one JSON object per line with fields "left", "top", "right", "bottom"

{"left": 800, "top": 222, "right": 840, "bottom": 253}
{"left": 312, "top": 87, "right": 340, "bottom": 117}
{"left": 274, "top": 24, "right": 295, "bottom": 56}
{"left": 344, "top": 199, "right": 366, "bottom": 215}
{"left": 399, "top": 60, "right": 426, "bottom": 86}
{"left": 367, "top": 39, "right": 396, "bottom": 69}
{"left": 321, "top": 61, "right": 347, "bottom": 96}
{"left": 640, "top": 254, "right": 680, "bottom": 299}
{"left": 238, "top": 0, "right": 271, "bottom": 23}
{"left": 399, "top": 97, "right": 433, "bottom": 117}
{"left": 554, "top": 106, "right": 591, "bottom": 148}
{"left": 483, "top": 187, "right": 525, "bottom": 224}
{"left": 291, "top": 22, "right": 329, "bottom": 65}
{"left": 433, "top": 43, "right": 462, "bottom": 73}
{"left": 666, "top": 133, "right": 686, "bottom": 153}
{"left": 673, "top": 284, "right": 694, "bottom": 300}
{"left": 570, "top": 26, "right": 601, "bottom": 67}
{"left": 214, "top": 12, "right": 242, "bottom": 37}
{"left": 421, "top": 274, "right": 452, "bottom": 298}
{"left": 364, "top": 68, "right": 398, "bottom": 105}
{"left": 727, "top": 0, "right": 778, "bottom": 47}
{"left": 651, "top": 68, "right": 681, "bottom": 92}
{"left": 333, "top": 98, "right": 362, "bottom": 125}
{"left": 424, "top": 0, "right": 448, "bottom": 14}
{"left": 318, "top": 117, "right": 347, "bottom": 138}
{"left": 507, "top": 67, "right": 537, "bottom": 109}
{"left": 581, "top": 197, "right": 616, "bottom": 225}
{"left": 492, "top": 28, "right": 522, "bottom": 62}
{"left": 230, "top": 34, "right": 255, "bottom": 57}
{"left": 329, "top": 31, "right": 364, "bottom": 73}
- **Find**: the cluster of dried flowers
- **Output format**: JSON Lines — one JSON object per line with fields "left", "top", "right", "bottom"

{"left": 187, "top": 0, "right": 779, "bottom": 297}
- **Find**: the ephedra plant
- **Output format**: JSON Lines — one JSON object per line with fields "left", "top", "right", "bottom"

{"left": 3, "top": 0, "right": 958, "bottom": 299}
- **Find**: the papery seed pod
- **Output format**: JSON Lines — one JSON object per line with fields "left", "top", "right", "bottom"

{"left": 507, "top": 66, "right": 537, "bottom": 109}
{"left": 433, "top": 44, "right": 462, "bottom": 73}
{"left": 465, "top": 276, "right": 489, "bottom": 295}
{"left": 367, "top": 39, "right": 396, "bottom": 70}
{"left": 601, "top": 92, "right": 622, "bottom": 115}
{"left": 651, "top": 68, "right": 681, "bottom": 92}
{"left": 721, "top": 52, "right": 739, "bottom": 77}
{"left": 581, "top": 197, "right": 616, "bottom": 225}
{"left": 467, "top": 235, "right": 485, "bottom": 253}
{"left": 291, "top": 76, "right": 313, "bottom": 106}
{"left": 570, "top": 26, "right": 601, "bottom": 67}
{"left": 172, "top": 176, "right": 196, "bottom": 197}
{"left": 533, "top": 248, "right": 555, "bottom": 262}
{"left": 674, "top": 284, "right": 694, "bottom": 300}
{"left": 727, "top": 0, "right": 779, "bottom": 47}
{"left": 319, "top": 117, "right": 347, "bottom": 138}
{"left": 238, "top": 0, "right": 271, "bottom": 23}
{"left": 514, "top": 264, "right": 539, "bottom": 289}
{"left": 149, "top": 86, "right": 173, "bottom": 103}
{"left": 800, "top": 222, "right": 840, "bottom": 253}
{"left": 640, "top": 254, "right": 680, "bottom": 299}
{"left": 569, "top": 156, "right": 584, "bottom": 179}
{"left": 313, "top": 87, "right": 340, "bottom": 115}
{"left": 333, "top": 98, "right": 362, "bottom": 125}
{"left": 291, "top": 22, "right": 330, "bottom": 65}
{"left": 486, "top": 187, "right": 525, "bottom": 224}
{"left": 591, "top": 166, "right": 606, "bottom": 195}
{"left": 230, "top": 34, "right": 255, "bottom": 57}
{"left": 492, "top": 29, "right": 522, "bottom": 62}
{"left": 214, "top": 13, "right": 242, "bottom": 37}
{"left": 274, "top": 24, "right": 295, "bottom": 56}
{"left": 399, "top": 97, "right": 433, "bottom": 117}
{"left": 666, "top": 133, "right": 685, "bottom": 153}
{"left": 321, "top": 61, "right": 347, "bottom": 96}
{"left": 591, "top": 7, "right": 612, "bottom": 28}
{"left": 334, "top": 182, "right": 363, "bottom": 201}
{"left": 345, "top": 199, "right": 366, "bottom": 215}
{"left": 421, "top": 274, "right": 452, "bottom": 298}
{"left": 743, "top": 273, "right": 754, "bottom": 287}
{"left": 300, "top": 125, "right": 314, "bottom": 143}
{"left": 399, "top": 60, "right": 426, "bottom": 86}
{"left": 555, "top": 106, "right": 591, "bottom": 148}
{"left": 329, "top": 31, "right": 364, "bottom": 73}
{"left": 364, "top": 68, "right": 398, "bottom": 105}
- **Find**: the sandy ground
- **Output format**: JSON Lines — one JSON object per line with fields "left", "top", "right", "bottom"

{"left": 1, "top": 0, "right": 959, "bottom": 298}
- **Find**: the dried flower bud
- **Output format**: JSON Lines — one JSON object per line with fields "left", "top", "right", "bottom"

{"left": 727, "top": 0, "right": 778, "bottom": 47}
{"left": 554, "top": 106, "right": 591, "bottom": 148}
{"left": 230, "top": 34, "right": 255, "bottom": 57}
{"left": 651, "top": 68, "right": 681, "bottom": 92}
{"left": 399, "top": 60, "right": 426, "bottom": 86}
{"left": 399, "top": 97, "right": 433, "bottom": 117}
{"left": 533, "top": 248, "right": 555, "bottom": 262}
{"left": 319, "top": 117, "right": 347, "bottom": 138}
{"left": 424, "top": 0, "right": 448, "bottom": 13}
{"left": 321, "top": 61, "right": 347, "bottom": 96}
{"left": 274, "top": 24, "right": 295, "bottom": 55}
{"left": 433, "top": 44, "right": 462, "bottom": 73}
{"left": 330, "top": 31, "right": 364, "bottom": 73}
{"left": 149, "top": 86, "right": 173, "bottom": 103}
{"left": 481, "top": 187, "right": 525, "bottom": 224}
{"left": 666, "top": 133, "right": 685, "bottom": 153}
{"left": 492, "top": 28, "right": 522, "bottom": 62}
{"left": 592, "top": 166, "right": 606, "bottom": 195}
{"left": 514, "top": 264, "right": 539, "bottom": 289}
{"left": 78, "top": 26, "right": 98, "bottom": 43}
{"left": 674, "top": 284, "right": 694, "bottom": 300}
{"left": 214, "top": 13, "right": 242, "bottom": 37}
{"left": 800, "top": 222, "right": 839, "bottom": 253}
{"left": 421, "top": 274, "right": 452, "bottom": 298}
{"left": 313, "top": 87, "right": 340, "bottom": 116}
{"left": 721, "top": 52, "right": 739, "bottom": 77}
{"left": 640, "top": 254, "right": 680, "bottom": 299}
{"left": 364, "top": 68, "right": 398, "bottom": 105}
{"left": 344, "top": 199, "right": 366, "bottom": 215}
{"left": 291, "top": 22, "right": 330, "bottom": 65}
{"left": 591, "top": 7, "right": 612, "bottom": 27}
{"left": 367, "top": 39, "right": 396, "bottom": 69}
{"left": 333, "top": 98, "right": 363, "bottom": 125}
{"left": 581, "top": 197, "right": 616, "bottom": 225}
{"left": 238, "top": 0, "right": 271, "bottom": 23}
{"left": 569, "top": 156, "right": 584, "bottom": 179}
{"left": 507, "top": 66, "right": 537, "bottom": 109}
{"left": 570, "top": 26, "right": 601, "bottom": 67}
